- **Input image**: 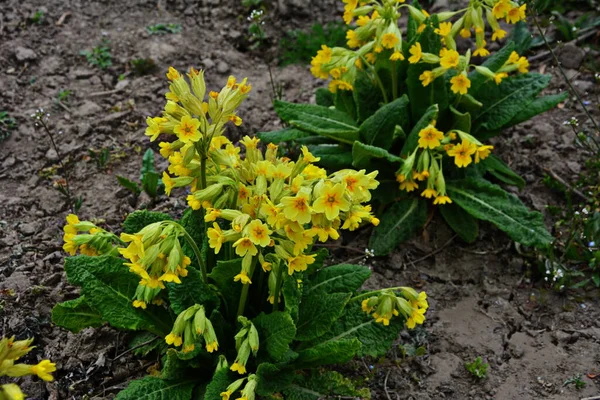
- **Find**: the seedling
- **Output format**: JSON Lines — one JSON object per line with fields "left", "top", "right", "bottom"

{"left": 57, "top": 89, "right": 72, "bottom": 104}
{"left": 130, "top": 58, "right": 158, "bottom": 76}
{"left": 0, "top": 111, "right": 17, "bottom": 142}
{"left": 465, "top": 357, "right": 488, "bottom": 379}
{"left": 87, "top": 148, "right": 111, "bottom": 169}
{"left": 564, "top": 374, "right": 586, "bottom": 389}
{"left": 80, "top": 40, "right": 112, "bottom": 70}
{"left": 30, "top": 10, "right": 44, "bottom": 24}
{"left": 146, "top": 23, "right": 182, "bottom": 35}
{"left": 117, "top": 148, "right": 164, "bottom": 200}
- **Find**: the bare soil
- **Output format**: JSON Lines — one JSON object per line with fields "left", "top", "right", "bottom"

{"left": 1, "top": 0, "right": 599, "bottom": 399}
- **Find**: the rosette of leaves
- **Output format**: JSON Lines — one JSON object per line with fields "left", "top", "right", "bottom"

{"left": 52, "top": 210, "right": 404, "bottom": 399}
{"left": 259, "top": 20, "right": 562, "bottom": 256}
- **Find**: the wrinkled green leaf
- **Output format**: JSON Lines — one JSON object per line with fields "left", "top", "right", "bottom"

{"left": 305, "top": 264, "right": 370, "bottom": 295}
{"left": 294, "top": 339, "right": 361, "bottom": 369}
{"left": 115, "top": 376, "right": 194, "bottom": 400}
{"left": 447, "top": 177, "right": 553, "bottom": 248}
{"left": 51, "top": 296, "right": 103, "bottom": 333}
{"left": 508, "top": 22, "right": 533, "bottom": 54}
{"left": 255, "top": 362, "right": 295, "bottom": 396}
{"left": 283, "top": 273, "right": 302, "bottom": 322}
{"left": 122, "top": 210, "right": 172, "bottom": 234}
{"left": 295, "top": 292, "right": 350, "bottom": 341}
{"left": 351, "top": 141, "right": 402, "bottom": 169}
{"left": 207, "top": 259, "right": 242, "bottom": 317}
{"left": 117, "top": 175, "right": 141, "bottom": 195}
{"left": 450, "top": 105, "right": 471, "bottom": 133}
{"left": 141, "top": 148, "right": 158, "bottom": 180}
{"left": 354, "top": 70, "right": 384, "bottom": 122}
{"left": 167, "top": 267, "right": 220, "bottom": 315}
{"left": 482, "top": 155, "right": 525, "bottom": 190}
{"left": 334, "top": 89, "right": 357, "bottom": 121}
{"left": 142, "top": 171, "right": 160, "bottom": 198}
{"left": 306, "top": 144, "right": 353, "bottom": 170}
{"left": 439, "top": 203, "right": 479, "bottom": 243}
{"left": 284, "top": 370, "right": 371, "bottom": 400}
{"left": 257, "top": 128, "right": 314, "bottom": 144}
{"left": 253, "top": 311, "right": 296, "bottom": 362}
{"left": 315, "top": 88, "right": 334, "bottom": 107}
{"left": 505, "top": 92, "right": 568, "bottom": 129}
{"left": 358, "top": 95, "right": 410, "bottom": 150}
{"left": 204, "top": 367, "right": 233, "bottom": 400}
{"left": 369, "top": 198, "right": 428, "bottom": 256}
{"left": 129, "top": 331, "right": 163, "bottom": 357}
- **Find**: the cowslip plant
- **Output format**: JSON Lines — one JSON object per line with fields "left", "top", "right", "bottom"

{"left": 0, "top": 336, "right": 56, "bottom": 400}
{"left": 52, "top": 68, "right": 428, "bottom": 399}
{"left": 117, "top": 148, "right": 165, "bottom": 199}
{"left": 259, "top": 0, "right": 564, "bottom": 255}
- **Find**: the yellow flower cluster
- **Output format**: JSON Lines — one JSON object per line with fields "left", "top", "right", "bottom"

{"left": 62, "top": 214, "right": 119, "bottom": 257}
{"left": 396, "top": 124, "right": 493, "bottom": 204}
{"left": 361, "top": 287, "right": 428, "bottom": 328}
{"left": 0, "top": 336, "right": 56, "bottom": 400}
{"left": 165, "top": 305, "right": 219, "bottom": 354}
{"left": 220, "top": 374, "right": 258, "bottom": 400}
{"left": 230, "top": 317, "right": 259, "bottom": 375}
{"left": 311, "top": 0, "right": 529, "bottom": 95}
{"left": 200, "top": 138, "right": 379, "bottom": 300}
{"left": 119, "top": 221, "right": 191, "bottom": 309}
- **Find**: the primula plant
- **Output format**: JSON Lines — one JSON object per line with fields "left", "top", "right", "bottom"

{"left": 0, "top": 336, "right": 56, "bottom": 400}
{"left": 52, "top": 68, "right": 428, "bottom": 399}
{"left": 259, "top": 0, "right": 565, "bottom": 255}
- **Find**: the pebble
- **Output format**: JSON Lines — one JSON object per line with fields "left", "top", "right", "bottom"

{"left": 70, "top": 67, "right": 95, "bottom": 79}
{"left": 2, "top": 156, "right": 16, "bottom": 168}
{"left": 557, "top": 44, "right": 585, "bottom": 70}
{"left": 202, "top": 58, "right": 215, "bottom": 70}
{"left": 18, "top": 222, "right": 37, "bottom": 236}
{"left": 45, "top": 148, "right": 59, "bottom": 161}
{"left": 74, "top": 101, "right": 102, "bottom": 117}
{"left": 217, "top": 60, "right": 230, "bottom": 74}
{"left": 14, "top": 46, "right": 37, "bottom": 62}
{"left": 115, "top": 79, "right": 130, "bottom": 91}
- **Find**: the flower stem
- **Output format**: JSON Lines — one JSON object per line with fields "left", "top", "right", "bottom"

{"left": 237, "top": 257, "right": 257, "bottom": 317}
{"left": 391, "top": 61, "right": 399, "bottom": 101}
{"left": 180, "top": 227, "right": 208, "bottom": 284}
{"left": 361, "top": 56, "right": 389, "bottom": 104}
{"left": 349, "top": 286, "right": 406, "bottom": 303}
{"left": 272, "top": 263, "right": 285, "bottom": 312}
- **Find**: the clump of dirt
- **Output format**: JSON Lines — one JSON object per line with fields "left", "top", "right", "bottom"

{"left": 1, "top": 0, "right": 599, "bottom": 399}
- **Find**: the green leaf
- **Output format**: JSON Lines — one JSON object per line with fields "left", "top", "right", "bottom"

{"left": 204, "top": 367, "right": 233, "bottom": 400}
{"left": 255, "top": 362, "right": 295, "bottom": 396}
{"left": 257, "top": 128, "right": 314, "bottom": 144}
{"left": 446, "top": 178, "right": 553, "bottom": 248}
{"left": 439, "top": 203, "right": 479, "bottom": 243}
{"left": 482, "top": 155, "right": 526, "bottom": 190}
{"left": 253, "top": 312, "right": 296, "bottom": 362}
{"left": 142, "top": 171, "right": 160, "bottom": 198}
{"left": 358, "top": 95, "right": 410, "bottom": 150}
{"left": 122, "top": 210, "right": 172, "bottom": 234}
{"left": 401, "top": 104, "right": 438, "bottom": 156}
{"left": 129, "top": 331, "right": 163, "bottom": 356}
{"left": 468, "top": 42, "right": 515, "bottom": 95}
{"left": 51, "top": 296, "right": 103, "bottom": 333}
{"left": 334, "top": 89, "right": 357, "bottom": 121}
{"left": 64, "top": 255, "right": 170, "bottom": 335}
{"left": 351, "top": 141, "right": 402, "bottom": 169}
{"left": 473, "top": 74, "right": 551, "bottom": 133}
{"left": 284, "top": 370, "right": 370, "bottom": 400}
{"left": 141, "top": 148, "right": 158, "bottom": 180}
{"left": 115, "top": 376, "right": 194, "bottom": 400}
{"left": 450, "top": 105, "right": 471, "bottom": 133}
{"left": 294, "top": 339, "right": 360, "bottom": 369}
{"left": 162, "top": 349, "right": 190, "bottom": 380}
{"left": 179, "top": 208, "right": 205, "bottom": 271}
{"left": 117, "top": 175, "right": 141, "bottom": 195}
{"left": 295, "top": 292, "right": 350, "bottom": 341}
{"left": 315, "top": 88, "right": 334, "bottom": 107}
{"left": 273, "top": 100, "right": 359, "bottom": 144}
{"left": 353, "top": 70, "right": 384, "bottom": 122}
{"left": 305, "top": 264, "right": 370, "bottom": 295}
{"left": 207, "top": 259, "right": 242, "bottom": 317}
{"left": 312, "top": 301, "right": 404, "bottom": 357}
{"left": 168, "top": 267, "right": 220, "bottom": 315}
{"left": 282, "top": 274, "right": 302, "bottom": 322}
{"left": 369, "top": 198, "right": 428, "bottom": 256}
{"left": 504, "top": 93, "right": 568, "bottom": 129}
{"left": 508, "top": 22, "right": 533, "bottom": 54}
{"left": 306, "top": 144, "right": 353, "bottom": 170}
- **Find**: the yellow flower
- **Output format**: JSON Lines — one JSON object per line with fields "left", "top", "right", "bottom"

{"left": 220, "top": 390, "right": 233, "bottom": 400}
{"left": 173, "top": 115, "right": 201, "bottom": 144}
{"left": 508, "top": 51, "right": 520, "bottom": 64}
{"left": 287, "top": 254, "right": 316, "bottom": 275}
{"left": 246, "top": 220, "right": 272, "bottom": 247}
{"left": 460, "top": 28, "right": 471, "bottom": 38}
{"left": 381, "top": 33, "right": 399, "bottom": 49}
{"left": 408, "top": 42, "right": 422, "bottom": 64}
{"left": 406, "top": 306, "right": 426, "bottom": 329}
{"left": 133, "top": 300, "right": 147, "bottom": 309}
{"left": 434, "top": 22, "right": 452, "bottom": 37}
{"left": 473, "top": 46, "right": 490, "bottom": 57}
{"left": 506, "top": 4, "right": 526, "bottom": 24}
{"left": 421, "top": 188, "right": 438, "bottom": 198}
{"left": 494, "top": 72, "right": 508, "bottom": 85}
{"left": 234, "top": 271, "right": 253, "bottom": 285}
{"left": 182, "top": 344, "right": 195, "bottom": 353}
{"left": 30, "top": 360, "right": 56, "bottom": 382}
{"left": 450, "top": 74, "right": 471, "bottom": 95}
{"left": 419, "top": 70, "right": 434, "bottom": 87}
{"left": 418, "top": 125, "right": 444, "bottom": 149}
{"left": 312, "top": 183, "right": 350, "bottom": 221}
{"left": 517, "top": 56, "right": 529, "bottom": 73}
{"left": 207, "top": 223, "right": 225, "bottom": 254}
{"left": 346, "top": 30, "right": 361, "bottom": 48}
{"left": 166, "top": 66, "right": 180, "bottom": 81}
{"left": 390, "top": 51, "right": 405, "bottom": 61}
{"left": 440, "top": 49, "right": 460, "bottom": 69}
{"left": 162, "top": 172, "right": 175, "bottom": 196}
{"left": 374, "top": 312, "right": 391, "bottom": 326}
{"left": 233, "top": 237, "right": 258, "bottom": 257}
{"left": 399, "top": 179, "right": 419, "bottom": 192}
{"left": 206, "top": 341, "right": 218, "bottom": 353}
{"left": 1, "top": 383, "right": 25, "bottom": 400}
{"left": 492, "top": 29, "right": 507, "bottom": 41}
{"left": 165, "top": 333, "right": 183, "bottom": 347}
{"left": 492, "top": 0, "right": 511, "bottom": 18}
{"left": 447, "top": 139, "right": 477, "bottom": 167}
{"left": 475, "top": 145, "right": 494, "bottom": 163}
{"left": 240, "top": 136, "right": 260, "bottom": 149}
{"left": 230, "top": 362, "right": 247, "bottom": 375}
{"left": 280, "top": 189, "right": 312, "bottom": 224}
{"left": 63, "top": 234, "right": 78, "bottom": 255}
{"left": 229, "top": 115, "right": 242, "bottom": 126}
{"left": 159, "top": 272, "right": 182, "bottom": 284}
{"left": 434, "top": 194, "right": 451, "bottom": 204}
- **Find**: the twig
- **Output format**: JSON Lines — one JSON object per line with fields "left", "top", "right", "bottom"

{"left": 112, "top": 336, "right": 159, "bottom": 360}
{"left": 543, "top": 167, "right": 589, "bottom": 202}
{"left": 581, "top": 396, "right": 600, "bottom": 400}
{"left": 528, "top": 28, "right": 598, "bottom": 62}
{"left": 89, "top": 89, "right": 121, "bottom": 97}
{"left": 531, "top": 12, "right": 600, "bottom": 138}
{"left": 384, "top": 369, "right": 392, "bottom": 400}
{"left": 409, "top": 235, "right": 457, "bottom": 265}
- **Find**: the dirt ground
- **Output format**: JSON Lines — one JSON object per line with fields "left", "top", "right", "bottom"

{"left": 1, "top": 0, "right": 599, "bottom": 399}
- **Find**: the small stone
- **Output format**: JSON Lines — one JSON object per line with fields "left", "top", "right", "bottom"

{"left": 0, "top": 272, "right": 32, "bottom": 292}
{"left": 574, "top": 80, "right": 594, "bottom": 93}
{"left": 216, "top": 60, "right": 230, "bottom": 74}
{"left": 202, "top": 58, "right": 215, "bottom": 70}
{"left": 18, "top": 222, "right": 37, "bottom": 236}
{"left": 2, "top": 156, "right": 16, "bottom": 168}
{"left": 70, "top": 67, "right": 95, "bottom": 79}
{"left": 41, "top": 272, "right": 62, "bottom": 286}
{"left": 228, "top": 30, "right": 242, "bottom": 40}
{"left": 77, "top": 123, "right": 92, "bottom": 137}
{"left": 45, "top": 148, "right": 58, "bottom": 161}
{"left": 557, "top": 44, "right": 585, "bottom": 70}
{"left": 15, "top": 46, "right": 37, "bottom": 62}
{"left": 115, "top": 79, "right": 130, "bottom": 91}
{"left": 74, "top": 101, "right": 102, "bottom": 117}
{"left": 566, "top": 161, "right": 581, "bottom": 174}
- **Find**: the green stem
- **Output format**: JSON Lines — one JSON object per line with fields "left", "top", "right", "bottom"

{"left": 361, "top": 56, "right": 389, "bottom": 104}
{"left": 237, "top": 257, "right": 258, "bottom": 317}
{"left": 180, "top": 228, "right": 208, "bottom": 284}
{"left": 272, "top": 263, "right": 284, "bottom": 312}
{"left": 349, "top": 286, "right": 406, "bottom": 303}
{"left": 200, "top": 155, "right": 208, "bottom": 190}
{"left": 391, "top": 61, "right": 398, "bottom": 101}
